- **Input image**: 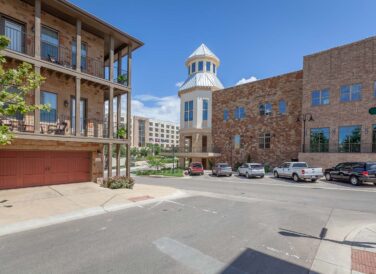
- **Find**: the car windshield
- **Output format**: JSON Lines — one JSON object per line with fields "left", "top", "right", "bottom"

{"left": 192, "top": 164, "right": 202, "bottom": 168}
{"left": 366, "top": 163, "right": 376, "bottom": 170}
{"left": 219, "top": 164, "right": 229, "bottom": 168}
{"left": 251, "top": 164, "right": 263, "bottom": 169}
{"left": 292, "top": 163, "right": 308, "bottom": 168}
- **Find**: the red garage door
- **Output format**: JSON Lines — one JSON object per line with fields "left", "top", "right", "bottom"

{"left": 0, "top": 150, "right": 91, "bottom": 190}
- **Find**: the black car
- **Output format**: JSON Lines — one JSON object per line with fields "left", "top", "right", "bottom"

{"left": 324, "top": 162, "right": 376, "bottom": 186}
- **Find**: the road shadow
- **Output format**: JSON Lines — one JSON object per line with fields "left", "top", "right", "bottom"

{"left": 279, "top": 228, "right": 376, "bottom": 249}
{"left": 220, "top": 248, "right": 313, "bottom": 274}
{"left": 323, "top": 180, "right": 375, "bottom": 189}
{"left": 269, "top": 177, "right": 317, "bottom": 184}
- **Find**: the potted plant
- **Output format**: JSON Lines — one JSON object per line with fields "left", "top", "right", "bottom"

{"left": 117, "top": 74, "right": 128, "bottom": 85}
{"left": 117, "top": 127, "right": 126, "bottom": 139}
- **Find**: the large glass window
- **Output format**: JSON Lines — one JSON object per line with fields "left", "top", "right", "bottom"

{"left": 338, "top": 125, "right": 361, "bottom": 152}
{"left": 70, "top": 97, "right": 87, "bottom": 134}
{"left": 234, "top": 106, "right": 245, "bottom": 120}
{"left": 311, "top": 89, "right": 329, "bottom": 106}
{"left": 259, "top": 133, "right": 271, "bottom": 149}
{"left": 206, "top": 61, "right": 211, "bottom": 72}
{"left": 191, "top": 63, "right": 196, "bottom": 73}
{"left": 234, "top": 135, "right": 241, "bottom": 150}
{"left": 40, "top": 91, "right": 57, "bottom": 122}
{"left": 223, "top": 109, "right": 229, "bottom": 121}
{"left": 72, "top": 41, "right": 87, "bottom": 71}
{"left": 340, "top": 84, "right": 362, "bottom": 102}
{"left": 278, "top": 100, "right": 286, "bottom": 114}
{"left": 184, "top": 100, "right": 193, "bottom": 122}
{"left": 3, "top": 18, "right": 24, "bottom": 53}
{"left": 41, "top": 27, "right": 59, "bottom": 61}
{"left": 138, "top": 120, "right": 145, "bottom": 147}
{"left": 202, "top": 99, "right": 208, "bottom": 121}
{"left": 259, "top": 103, "right": 272, "bottom": 116}
{"left": 310, "top": 128, "right": 330, "bottom": 152}
{"left": 198, "top": 61, "right": 203, "bottom": 72}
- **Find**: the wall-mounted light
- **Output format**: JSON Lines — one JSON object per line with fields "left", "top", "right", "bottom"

{"left": 64, "top": 100, "right": 69, "bottom": 108}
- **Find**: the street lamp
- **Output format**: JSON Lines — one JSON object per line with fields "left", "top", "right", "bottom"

{"left": 297, "top": 113, "right": 314, "bottom": 153}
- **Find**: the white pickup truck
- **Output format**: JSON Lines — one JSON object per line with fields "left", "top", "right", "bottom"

{"left": 273, "top": 162, "right": 323, "bottom": 182}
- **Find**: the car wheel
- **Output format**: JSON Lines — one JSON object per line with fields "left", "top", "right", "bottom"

{"left": 293, "top": 174, "right": 300, "bottom": 182}
{"left": 350, "top": 176, "right": 360, "bottom": 186}
{"left": 274, "top": 171, "right": 279, "bottom": 178}
{"left": 246, "top": 172, "right": 250, "bottom": 179}
{"left": 325, "top": 173, "right": 332, "bottom": 181}
{"left": 311, "top": 179, "right": 317, "bottom": 183}
{"left": 229, "top": 174, "right": 232, "bottom": 177}
{"left": 260, "top": 175, "right": 264, "bottom": 178}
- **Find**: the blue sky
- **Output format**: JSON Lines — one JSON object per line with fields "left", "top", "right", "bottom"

{"left": 71, "top": 0, "right": 376, "bottom": 123}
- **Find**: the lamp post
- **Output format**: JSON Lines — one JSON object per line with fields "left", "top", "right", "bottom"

{"left": 297, "top": 113, "right": 314, "bottom": 153}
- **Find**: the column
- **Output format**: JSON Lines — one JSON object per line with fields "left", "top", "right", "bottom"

{"left": 76, "top": 20, "right": 81, "bottom": 72}
{"left": 107, "top": 144, "right": 112, "bottom": 178}
{"left": 126, "top": 92, "right": 131, "bottom": 178}
{"left": 108, "top": 87, "right": 114, "bottom": 139}
{"left": 109, "top": 36, "right": 114, "bottom": 82}
{"left": 34, "top": 66, "right": 41, "bottom": 133}
{"left": 117, "top": 51, "right": 122, "bottom": 80}
{"left": 127, "top": 44, "right": 132, "bottom": 88}
{"left": 116, "top": 95, "right": 121, "bottom": 176}
{"left": 34, "top": 0, "right": 41, "bottom": 59}
{"left": 75, "top": 77, "right": 81, "bottom": 136}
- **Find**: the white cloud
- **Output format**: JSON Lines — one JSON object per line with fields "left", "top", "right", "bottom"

{"left": 175, "top": 81, "right": 184, "bottom": 88}
{"left": 131, "top": 94, "right": 180, "bottom": 124}
{"left": 236, "top": 76, "right": 257, "bottom": 86}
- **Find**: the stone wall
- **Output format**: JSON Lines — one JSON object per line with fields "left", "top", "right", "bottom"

{"left": 212, "top": 71, "right": 303, "bottom": 168}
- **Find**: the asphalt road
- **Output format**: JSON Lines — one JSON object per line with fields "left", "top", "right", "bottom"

{"left": 1, "top": 174, "right": 375, "bottom": 274}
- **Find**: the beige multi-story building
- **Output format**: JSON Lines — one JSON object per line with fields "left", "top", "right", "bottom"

{"left": 176, "top": 44, "right": 223, "bottom": 169}
{"left": 0, "top": 0, "right": 143, "bottom": 189}
{"left": 131, "top": 116, "right": 179, "bottom": 148}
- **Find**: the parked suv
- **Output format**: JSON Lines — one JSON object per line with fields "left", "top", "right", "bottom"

{"left": 188, "top": 162, "right": 204, "bottom": 176}
{"left": 324, "top": 162, "right": 376, "bottom": 186}
{"left": 238, "top": 163, "right": 265, "bottom": 178}
{"left": 212, "top": 163, "right": 232, "bottom": 177}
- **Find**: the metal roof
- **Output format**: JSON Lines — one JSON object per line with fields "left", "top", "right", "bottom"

{"left": 187, "top": 43, "right": 219, "bottom": 62}
{"left": 179, "top": 72, "right": 224, "bottom": 91}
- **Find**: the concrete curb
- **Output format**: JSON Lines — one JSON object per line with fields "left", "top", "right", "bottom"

{"left": 0, "top": 190, "right": 188, "bottom": 238}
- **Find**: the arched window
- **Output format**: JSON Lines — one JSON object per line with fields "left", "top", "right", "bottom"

{"left": 278, "top": 100, "right": 286, "bottom": 114}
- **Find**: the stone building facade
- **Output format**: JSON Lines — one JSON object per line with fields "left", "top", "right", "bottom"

{"left": 212, "top": 71, "right": 303, "bottom": 169}
{"left": 299, "top": 36, "right": 376, "bottom": 168}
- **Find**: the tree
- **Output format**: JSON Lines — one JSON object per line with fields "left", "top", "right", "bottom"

{"left": 0, "top": 36, "right": 47, "bottom": 145}
{"left": 147, "top": 156, "right": 165, "bottom": 171}
{"left": 130, "top": 147, "right": 138, "bottom": 157}
{"left": 139, "top": 147, "right": 149, "bottom": 157}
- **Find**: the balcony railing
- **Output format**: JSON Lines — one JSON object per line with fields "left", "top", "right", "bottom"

{"left": 304, "top": 143, "right": 376, "bottom": 153}
{"left": 4, "top": 26, "right": 34, "bottom": 56}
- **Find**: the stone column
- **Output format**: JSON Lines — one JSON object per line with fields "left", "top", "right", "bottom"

{"left": 34, "top": 0, "right": 41, "bottom": 59}
{"left": 75, "top": 77, "right": 81, "bottom": 136}
{"left": 76, "top": 20, "right": 81, "bottom": 72}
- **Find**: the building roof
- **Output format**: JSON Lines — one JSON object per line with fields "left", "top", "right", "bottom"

{"left": 179, "top": 72, "right": 224, "bottom": 91}
{"left": 187, "top": 43, "right": 219, "bottom": 62}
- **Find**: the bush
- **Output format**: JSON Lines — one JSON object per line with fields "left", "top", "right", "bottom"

{"left": 103, "top": 176, "right": 135, "bottom": 189}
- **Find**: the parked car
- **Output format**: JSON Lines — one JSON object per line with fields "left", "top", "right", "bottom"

{"left": 188, "top": 162, "right": 204, "bottom": 176}
{"left": 324, "top": 162, "right": 376, "bottom": 186}
{"left": 273, "top": 162, "right": 323, "bottom": 182}
{"left": 238, "top": 163, "right": 265, "bottom": 178}
{"left": 212, "top": 163, "right": 232, "bottom": 177}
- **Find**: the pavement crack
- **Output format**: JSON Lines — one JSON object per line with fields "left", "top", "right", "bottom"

{"left": 48, "top": 186, "right": 64, "bottom": 197}
{"left": 100, "top": 194, "right": 118, "bottom": 207}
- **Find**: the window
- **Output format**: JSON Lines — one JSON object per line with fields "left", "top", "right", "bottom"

{"left": 223, "top": 109, "right": 229, "bottom": 121}
{"left": 198, "top": 61, "right": 203, "bottom": 72}
{"left": 2, "top": 87, "right": 23, "bottom": 120}
{"left": 149, "top": 132, "right": 153, "bottom": 136}
{"left": 202, "top": 99, "right": 208, "bottom": 121}
{"left": 213, "top": 64, "right": 216, "bottom": 74}
{"left": 310, "top": 128, "right": 330, "bottom": 152}
{"left": 278, "top": 100, "right": 286, "bottom": 114}
{"left": 340, "top": 84, "right": 361, "bottom": 102}
{"left": 40, "top": 91, "right": 57, "bottom": 122}
{"left": 258, "top": 133, "right": 271, "bottom": 149}
{"left": 70, "top": 97, "right": 87, "bottom": 134}
{"left": 234, "top": 135, "right": 241, "bottom": 150}
{"left": 311, "top": 89, "right": 329, "bottom": 106}
{"left": 138, "top": 120, "right": 145, "bottom": 146}
{"left": 234, "top": 107, "right": 245, "bottom": 120}
{"left": 72, "top": 41, "right": 87, "bottom": 71}
{"left": 3, "top": 18, "right": 25, "bottom": 53}
{"left": 372, "top": 125, "right": 376, "bottom": 152}
{"left": 338, "top": 125, "right": 361, "bottom": 152}
{"left": 41, "top": 27, "right": 59, "bottom": 61}
{"left": 206, "top": 61, "right": 211, "bottom": 72}
{"left": 184, "top": 100, "right": 193, "bottom": 122}
{"left": 191, "top": 63, "right": 196, "bottom": 73}
{"left": 149, "top": 127, "right": 153, "bottom": 131}
{"left": 292, "top": 163, "right": 308, "bottom": 168}
{"left": 259, "top": 103, "right": 272, "bottom": 116}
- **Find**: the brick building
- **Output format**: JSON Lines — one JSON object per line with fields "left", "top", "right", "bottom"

{"left": 299, "top": 37, "right": 376, "bottom": 168}
{"left": 0, "top": 0, "right": 143, "bottom": 189}
{"left": 212, "top": 71, "right": 303, "bottom": 168}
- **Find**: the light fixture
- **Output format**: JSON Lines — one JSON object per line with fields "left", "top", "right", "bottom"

{"left": 64, "top": 100, "right": 69, "bottom": 108}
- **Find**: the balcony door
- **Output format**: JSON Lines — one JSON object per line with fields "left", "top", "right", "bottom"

{"left": 70, "top": 97, "right": 87, "bottom": 135}
{"left": 3, "top": 18, "right": 24, "bottom": 53}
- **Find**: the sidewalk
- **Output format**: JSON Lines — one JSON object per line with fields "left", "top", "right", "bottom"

{"left": 0, "top": 182, "right": 185, "bottom": 237}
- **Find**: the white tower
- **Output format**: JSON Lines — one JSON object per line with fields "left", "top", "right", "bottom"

{"left": 178, "top": 44, "right": 223, "bottom": 168}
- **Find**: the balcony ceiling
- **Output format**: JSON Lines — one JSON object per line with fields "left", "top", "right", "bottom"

{"left": 22, "top": 0, "right": 143, "bottom": 55}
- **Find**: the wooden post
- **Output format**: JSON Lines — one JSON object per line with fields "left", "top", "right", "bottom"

{"left": 109, "top": 36, "right": 114, "bottom": 82}
{"left": 75, "top": 77, "right": 81, "bottom": 136}
{"left": 127, "top": 44, "right": 132, "bottom": 88}
{"left": 34, "top": 66, "right": 41, "bottom": 133}
{"left": 76, "top": 20, "right": 81, "bottom": 72}
{"left": 34, "top": 0, "right": 41, "bottom": 59}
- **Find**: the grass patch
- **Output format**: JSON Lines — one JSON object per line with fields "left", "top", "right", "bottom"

{"left": 136, "top": 168, "right": 184, "bottom": 177}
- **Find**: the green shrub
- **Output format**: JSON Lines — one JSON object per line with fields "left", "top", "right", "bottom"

{"left": 264, "top": 165, "right": 271, "bottom": 173}
{"left": 103, "top": 176, "right": 135, "bottom": 189}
